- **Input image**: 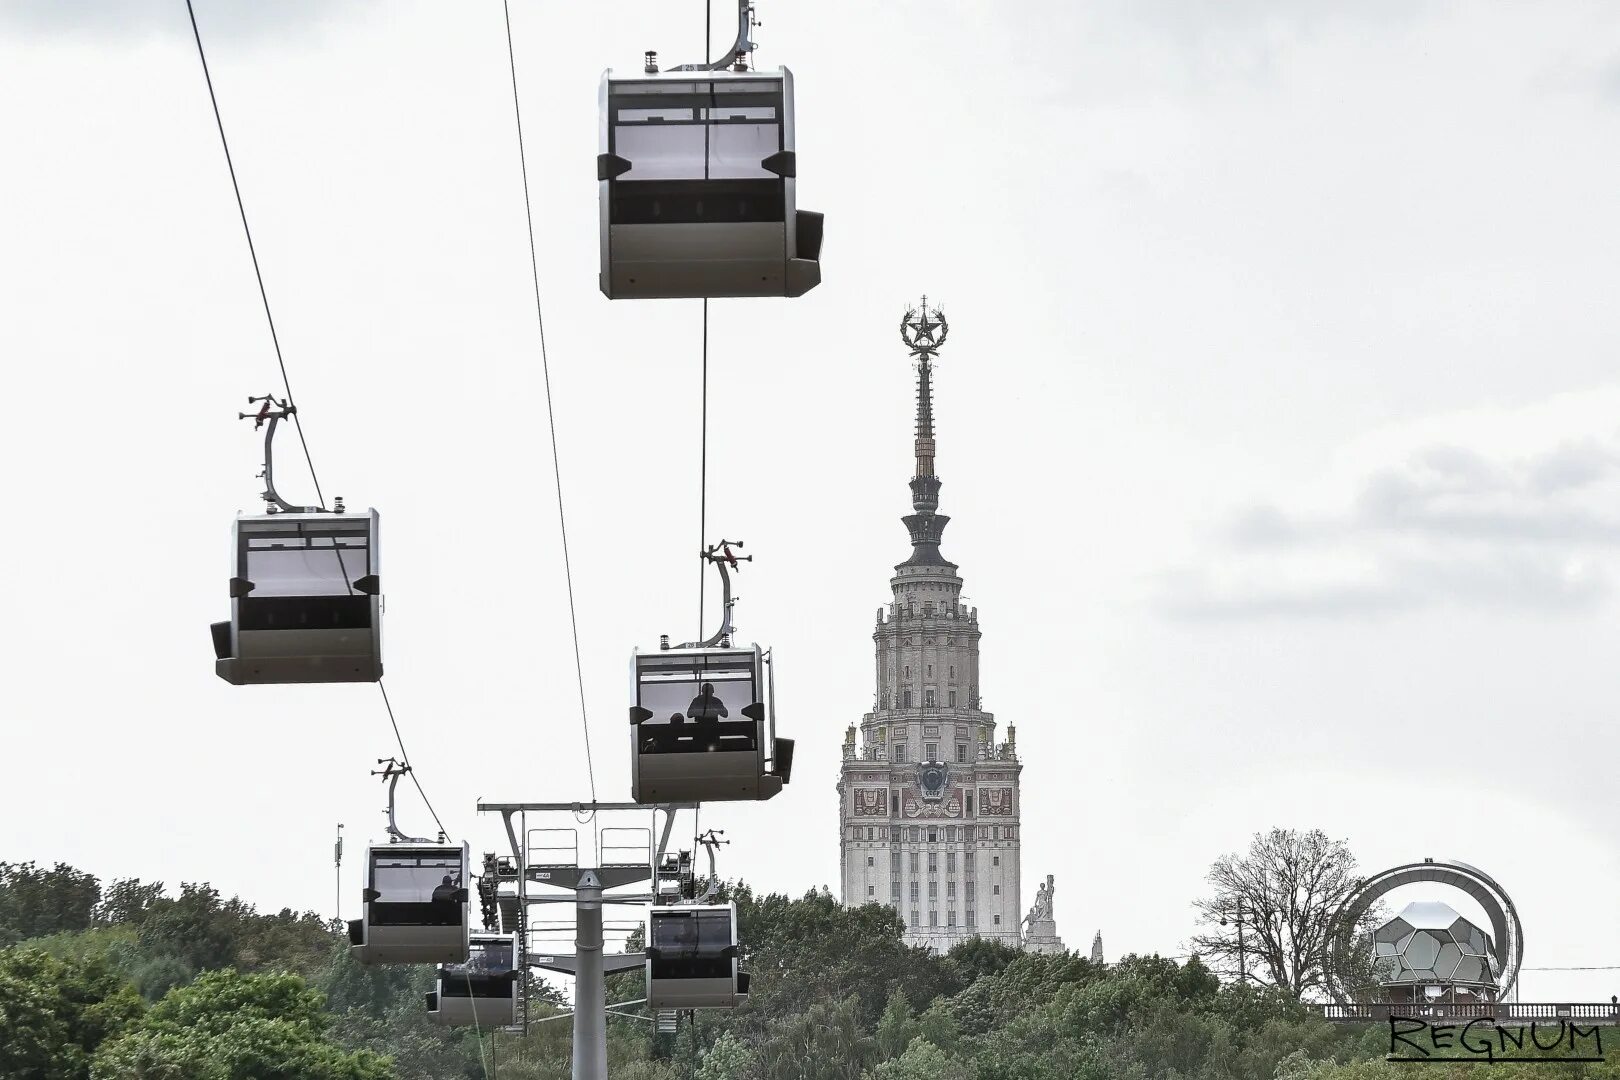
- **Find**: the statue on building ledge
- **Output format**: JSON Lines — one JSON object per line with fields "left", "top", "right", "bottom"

{"left": 1021, "top": 873, "right": 1065, "bottom": 955}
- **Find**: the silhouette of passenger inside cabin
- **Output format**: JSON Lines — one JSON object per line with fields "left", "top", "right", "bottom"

{"left": 668, "top": 915, "right": 699, "bottom": 956}
{"left": 431, "top": 875, "right": 458, "bottom": 903}
{"left": 687, "top": 682, "right": 727, "bottom": 722}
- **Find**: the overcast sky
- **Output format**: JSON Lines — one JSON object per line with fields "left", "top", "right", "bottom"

{"left": 2, "top": 1, "right": 1618, "bottom": 1003}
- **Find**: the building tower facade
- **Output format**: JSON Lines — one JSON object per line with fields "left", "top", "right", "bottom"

{"left": 838, "top": 300, "right": 1023, "bottom": 951}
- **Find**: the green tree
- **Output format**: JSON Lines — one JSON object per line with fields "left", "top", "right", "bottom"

{"left": 0, "top": 863, "right": 102, "bottom": 946}
{"left": 912, "top": 999, "right": 960, "bottom": 1056}
{"left": 0, "top": 947, "right": 144, "bottom": 1079}
{"left": 731, "top": 885, "right": 952, "bottom": 1030}
{"left": 135, "top": 884, "right": 245, "bottom": 972}
{"left": 1190, "top": 828, "right": 1368, "bottom": 1000}
{"left": 94, "top": 879, "right": 166, "bottom": 928}
{"left": 942, "top": 936, "right": 1022, "bottom": 987}
{"left": 875, "top": 989, "right": 919, "bottom": 1059}
{"left": 92, "top": 969, "right": 392, "bottom": 1080}
{"left": 231, "top": 908, "right": 338, "bottom": 979}
{"left": 755, "top": 995, "right": 873, "bottom": 1080}
{"left": 696, "top": 1030, "right": 759, "bottom": 1080}
{"left": 868, "top": 1038, "right": 970, "bottom": 1080}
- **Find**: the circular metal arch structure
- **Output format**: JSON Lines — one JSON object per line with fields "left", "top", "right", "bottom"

{"left": 1328, "top": 858, "right": 1524, "bottom": 1006}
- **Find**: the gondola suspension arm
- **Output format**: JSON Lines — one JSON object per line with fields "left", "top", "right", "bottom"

{"left": 373, "top": 757, "right": 438, "bottom": 844}
{"left": 669, "top": 0, "right": 756, "bottom": 71}
{"left": 695, "top": 828, "right": 727, "bottom": 903}
{"left": 677, "top": 540, "right": 752, "bottom": 649}
{"left": 240, "top": 394, "right": 329, "bottom": 514}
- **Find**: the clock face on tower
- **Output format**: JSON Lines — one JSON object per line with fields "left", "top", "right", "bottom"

{"left": 918, "top": 762, "right": 948, "bottom": 800}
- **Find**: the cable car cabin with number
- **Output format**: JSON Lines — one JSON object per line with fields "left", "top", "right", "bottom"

{"left": 348, "top": 842, "right": 469, "bottom": 965}
{"left": 646, "top": 903, "right": 748, "bottom": 1010}
{"left": 630, "top": 644, "right": 794, "bottom": 803}
{"left": 599, "top": 68, "right": 822, "bottom": 299}
{"left": 426, "top": 932, "right": 519, "bottom": 1027}
{"left": 211, "top": 509, "right": 382, "bottom": 684}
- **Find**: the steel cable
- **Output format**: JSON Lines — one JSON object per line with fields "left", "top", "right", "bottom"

{"left": 187, "top": 0, "right": 449, "bottom": 841}
{"left": 502, "top": 0, "right": 598, "bottom": 805}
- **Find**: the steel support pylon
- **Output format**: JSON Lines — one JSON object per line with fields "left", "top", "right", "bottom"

{"left": 479, "top": 800, "right": 695, "bottom": 1080}
{"left": 572, "top": 873, "right": 607, "bottom": 1079}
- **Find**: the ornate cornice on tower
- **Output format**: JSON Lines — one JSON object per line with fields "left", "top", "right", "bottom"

{"left": 899, "top": 298, "right": 954, "bottom": 570}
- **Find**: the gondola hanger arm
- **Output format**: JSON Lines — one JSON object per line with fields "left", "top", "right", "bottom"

{"left": 677, "top": 540, "right": 752, "bottom": 649}
{"left": 669, "top": 0, "right": 756, "bottom": 71}
{"left": 239, "top": 393, "right": 327, "bottom": 514}
{"left": 372, "top": 757, "right": 436, "bottom": 844}
{"left": 696, "top": 828, "right": 727, "bottom": 903}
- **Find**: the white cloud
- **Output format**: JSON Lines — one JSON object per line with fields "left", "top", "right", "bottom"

{"left": 1165, "top": 387, "right": 1620, "bottom": 617}
{"left": 0, "top": 0, "right": 377, "bottom": 43}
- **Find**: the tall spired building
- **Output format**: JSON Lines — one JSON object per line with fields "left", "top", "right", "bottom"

{"left": 838, "top": 300, "right": 1023, "bottom": 951}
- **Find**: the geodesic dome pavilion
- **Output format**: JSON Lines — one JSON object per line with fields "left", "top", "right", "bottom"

{"left": 1374, "top": 900, "right": 1502, "bottom": 1003}
{"left": 1328, "top": 858, "right": 1523, "bottom": 1007}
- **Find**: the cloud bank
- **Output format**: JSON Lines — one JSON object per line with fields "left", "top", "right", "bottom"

{"left": 1165, "top": 387, "right": 1620, "bottom": 618}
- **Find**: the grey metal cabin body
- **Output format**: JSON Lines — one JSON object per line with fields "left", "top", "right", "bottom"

{"left": 629, "top": 643, "right": 794, "bottom": 803}
{"left": 599, "top": 67, "right": 822, "bottom": 299}
{"left": 212, "top": 508, "right": 383, "bottom": 684}
{"left": 645, "top": 902, "right": 749, "bottom": 1009}
{"left": 348, "top": 842, "right": 470, "bottom": 966}
{"left": 427, "top": 932, "right": 519, "bottom": 1027}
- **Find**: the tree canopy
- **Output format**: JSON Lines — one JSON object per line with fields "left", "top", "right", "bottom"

{"left": 2, "top": 849, "right": 1613, "bottom": 1080}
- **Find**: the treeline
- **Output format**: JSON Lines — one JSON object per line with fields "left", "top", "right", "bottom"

{"left": 2, "top": 862, "right": 1617, "bottom": 1079}
{"left": 0, "top": 861, "right": 482, "bottom": 1078}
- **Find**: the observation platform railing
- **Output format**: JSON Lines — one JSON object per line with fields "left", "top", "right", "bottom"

{"left": 1321, "top": 1002, "right": 1620, "bottom": 1025}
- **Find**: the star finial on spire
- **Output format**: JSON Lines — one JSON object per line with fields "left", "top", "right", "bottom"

{"left": 900, "top": 296, "right": 949, "bottom": 358}
{"left": 895, "top": 296, "right": 955, "bottom": 567}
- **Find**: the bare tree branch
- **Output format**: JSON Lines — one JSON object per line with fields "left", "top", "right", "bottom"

{"left": 1189, "top": 827, "right": 1370, "bottom": 1001}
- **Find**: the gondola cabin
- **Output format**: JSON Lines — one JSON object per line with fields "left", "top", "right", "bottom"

{"left": 348, "top": 842, "right": 469, "bottom": 965}
{"left": 426, "top": 932, "right": 519, "bottom": 1027}
{"left": 646, "top": 904, "right": 748, "bottom": 1010}
{"left": 598, "top": 67, "right": 822, "bottom": 299}
{"left": 211, "top": 509, "right": 382, "bottom": 684}
{"left": 629, "top": 644, "right": 794, "bottom": 803}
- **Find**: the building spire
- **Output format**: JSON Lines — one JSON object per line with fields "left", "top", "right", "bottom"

{"left": 898, "top": 298, "right": 952, "bottom": 566}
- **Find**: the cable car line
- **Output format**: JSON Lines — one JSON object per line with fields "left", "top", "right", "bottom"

{"left": 380, "top": 682, "right": 449, "bottom": 842}
{"left": 184, "top": 0, "right": 324, "bottom": 511}
{"left": 189, "top": 0, "right": 452, "bottom": 849}
{"left": 502, "top": 0, "right": 598, "bottom": 805}
{"left": 696, "top": 0, "right": 712, "bottom": 638}
{"left": 463, "top": 969, "right": 492, "bottom": 1079}
{"left": 697, "top": 301, "right": 709, "bottom": 640}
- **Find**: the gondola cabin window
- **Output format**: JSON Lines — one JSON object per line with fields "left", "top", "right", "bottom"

{"left": 241, "top": 519, "right": 371, "bottom": 596}
{"left": 371, "top": 851, "right": 463, "bottom": 926}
